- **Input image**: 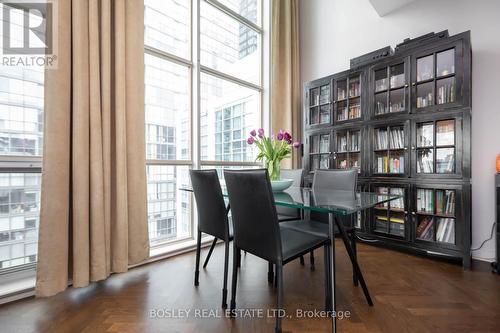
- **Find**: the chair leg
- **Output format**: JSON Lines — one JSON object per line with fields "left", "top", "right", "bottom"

{"left": 310, "top": 250, "right": 315, "bottom": 271}
{"left": 230, "top": 244, "right": 239, "bottom": 313}
{"left": 268, "top": 261, "right": 274, "bottom": 284}
{"left": 222, "top": 241, "right": 229, "bottom": 308}
{"left": 324, "top": 244, "right": 332, "bottom": 311}
{"left": 237, "top": 249, "right": 242, "bottom": 268}
{"left": 350, "top": 231, "right": 359, "bottom": 286}
{"left": 203, "top": 237, "right": 218, "bottom": 268}
{"left": 194, "top": 229, "right": 201, "bottom": 286}
{"left": 275, "top": 263, "right": 284, "bottom": 333}
{"left": 299, "top": 256, "right": 304, "bottom": 265}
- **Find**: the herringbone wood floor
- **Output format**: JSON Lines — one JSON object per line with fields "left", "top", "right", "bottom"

{"left": 1, "top": 240, "right": 500, "bottom": 333}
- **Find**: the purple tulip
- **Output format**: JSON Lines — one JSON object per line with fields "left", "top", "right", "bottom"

{"left": 250, "top": 129, "right": 256, "bottom": 137}
{"left": 293, "top": 141, "right": 300, "bottom": 149}
{"left": 284, "top": 132, "right": 292, "bottom": 144}
{"left": 247, "top": 136, "right": 255, "bottom": 145}
{"left": 258, "top": 128, "right": 265, "bottom": 138}
{"left": 276, "top": 131, "right": 284, "bottom": 141}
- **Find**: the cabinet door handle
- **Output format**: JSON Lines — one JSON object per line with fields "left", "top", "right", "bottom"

{"left": 412, "top": 82, "right": 416, "bottom": 86}
{"left": 404, "top": 84, "right": 409, "bottom": 88}
{"left": 411, "top": 212, "right": 416, "bottom": 215}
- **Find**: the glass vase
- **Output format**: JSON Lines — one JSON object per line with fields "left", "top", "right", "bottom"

{"left": 266, "top": 159, "right": 281, "bottom": 181}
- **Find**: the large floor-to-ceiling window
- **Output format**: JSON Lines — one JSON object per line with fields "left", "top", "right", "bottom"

{"left": 144, "top": 0, "right": 266, "bottom": 252}
{"left": 0, "top": 5, "right": 44, "bottom": 273}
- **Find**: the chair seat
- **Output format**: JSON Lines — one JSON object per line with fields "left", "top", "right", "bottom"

{"left": 279, "top": 227, "right": 328, "bottom": 263}
{"left": 278, "top": 213, "right": 300, "bottom": 222}
{"left": 280, "top": 219, "right": 354, "bottom": 238}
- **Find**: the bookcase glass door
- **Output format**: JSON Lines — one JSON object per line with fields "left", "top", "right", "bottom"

{"left": 308, "top": 82, "right": 331, "bottom": 127}
{"left": 309, "top": 131, "right": 331, "bottom": 172}
{"left": 334, "top": 129, "right": 361, "bottom": 172}
{"left": 414, "top": 186, "right": 458, "bottom": 246}
{"left": 373, "top": 123, "right": 408, "bottom": 176}
{"left": 334, "top": 74, "right": 362, "bottom": 122}
{"left": 413, "top": 45, "right": 460, "bottom": 111}
{"left": 372, "top": 184, "right": 407, "bottom": 238}
{"left": 414, "top": 118, "right": 458, "bottom": 176}
{"left": 374, "top": 60, "right": 409, "bottom": 116}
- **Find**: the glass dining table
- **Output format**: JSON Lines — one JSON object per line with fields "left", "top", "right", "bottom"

{"left": 182, "top": 185, "right": 402, "bottom": 333}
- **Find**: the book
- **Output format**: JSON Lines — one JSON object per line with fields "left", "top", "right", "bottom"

{"left": 416, "top": 216, "right": 433, "bottom": 238}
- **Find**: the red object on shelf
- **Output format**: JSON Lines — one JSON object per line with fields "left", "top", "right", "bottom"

{"left": 497, "top": 154, "right": 500, "bottom": 173}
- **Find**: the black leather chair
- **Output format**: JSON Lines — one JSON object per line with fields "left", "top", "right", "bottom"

{"left": 280, "top": 169, "right": 359, "bottom": 285}
{"left": 224, "top": 169, "right": 331, "bottom": 333}
{"left": 190, "top": 169, "right": 235, "bottom": 308}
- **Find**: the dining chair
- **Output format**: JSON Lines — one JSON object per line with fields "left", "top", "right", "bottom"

{"left": 224, "top": 169, "right": 331, "bottom": 333}
{"left": 280, "top": 169, "right": 359, "bottom": 286}
{"left": 189, "top": 169, "right": 235, "bottom": 308}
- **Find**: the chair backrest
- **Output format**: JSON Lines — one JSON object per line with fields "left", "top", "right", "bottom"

{"left": 280, "top": 169, "right": 304, "bottom": 187}
{"left": 224, "top": 169, "right": 282, "bottom": 262}
{"left": 189, "top": 169, "right": 229, "bottom": 240}
{"left": 311, "top": 169, "right": 358, "bottom": 223}
{"left": 312, "top": 169, "right": 358, "bottom": 192}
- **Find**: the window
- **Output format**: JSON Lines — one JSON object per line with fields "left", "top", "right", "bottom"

{"left": 145, "top": 0, "right": 266, "bottom": 250}
{"left": 0, "top": 5, "right": 44, "bottom": 272}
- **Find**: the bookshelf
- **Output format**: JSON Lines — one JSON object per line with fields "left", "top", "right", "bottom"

{"left": 302, "top": 30, "right": 472, "bottom": 268}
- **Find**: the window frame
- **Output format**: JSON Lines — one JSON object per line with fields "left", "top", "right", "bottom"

{"left": 145, "top": 0, "right": 269, "bottom": 252}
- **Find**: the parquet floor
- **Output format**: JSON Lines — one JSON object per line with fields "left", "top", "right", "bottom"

{"left": 1, "top": 240, "right": 499, "bottom": 333}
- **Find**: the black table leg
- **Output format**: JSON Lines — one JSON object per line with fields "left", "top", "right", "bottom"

{"left": 328, "top": 213, "right": 336, "bottom": 333}
{"left": 334, "top": 215, "right": 373, "bottom": 306}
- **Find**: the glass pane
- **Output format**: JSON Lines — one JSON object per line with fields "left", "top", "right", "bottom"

{"left": 0, "top": 173, "right": 41, "bottom": 271}
{"left": 349, "top": 76, "right": 361, "bottom": 97}
{"left": 436, "top": 49, "right": 455, "bottom": 77}
{"left": 417, "top": 188, "right": 433, "bottom": 213}
{"left": 389, "top": 188, "right": 405, "bottom": 210}
{"left": 0, "top": 67, "right": 44, "bottom": 156}
{"left": 336, "top": 101, "right": 347, "bottom": 121}
{"left": 437, "top": 77, "right": 455, "bottom": 104}
{"left": 390, "top": 63, "right": 405, "bottom": 88}
{"left": 436, "top": 218, "right": 455, "bottom": 244}
{"left": 348, "top": 97, "right": 361, "bottom": 120}
{"left": 319, "top": 85, "right": 330, "bottom": 104}
{"left": 319, "top": 134, "right": 330, "bottom": 153}
{"left": 337, "top": 133, "right": 348, "bottom": 152}
{"left": 349, "top": 152, "right": 360, "bottom": 169}
{"left": 311, "top": 155, "right": 320, "bottom": 171}
{"left": 389, "top": 126, "right": 405, "bottom": 149}
{"left": 144, "top": 0, "right": 190, "bottom": 59}
{"left": 375, "top": 151, "right": 388, "bottom": 173}
{"left": 310, "top": 106, "right": 319, "bottom": 125}
{"left": 417, "top": 55, "right": 434, "bottom": 82}
{"left": 389, "top": 88, "right": 405, "bottom": 113}
{"left": 336, "top": 80, "right": 347, "bottom": 100}
{"left": 416, "top": 82, "right": 434, "bottom": 108}
{"left": 147, "top": 165, "right": 191, "bottom": 246}
{"left": 417, "top": 149, "right": 434, "bottom": 173}
{"left": 436, "top": 120, "right": 455, "bottom": 146}
{"left": 310, "top": 88, "right": 319, "bottom": 106}
{"left": 375, "top": 187, "right": 389, "bottom": 208}
{"left": 417, "top": 122, "right": 434, "bottom": 147}
{"left": 320, "top": 155, "right": 330, "bottom": 169}
{"left": 436, "top": 148, "right": 455, "bottom": 173}
{"left": 200, "top": 73, "right": 260, "bottom": 162}
{"left": 145, "top": 55, "right": 190, "bottom": 160}
{"left": 319, "top": 105, "right": 330, "bottom": 124}
{"left": 310, "top": 135, "right": 319, "bottom": 153}
{"left": 390, "top": 216, "right": 405, "bottom": 237}
{"left": 350, "top": 131, "right": 360, "bottom": 151}
{"left": 217, "top": 0, "right": 261, "bottom": 25}
{"left": 200, "top": 1, "right": 260, "bottom": 85}
{"left": 416, "top": 216, "right": 434, "bottom": 241}
{"left": 374, "top": 128, "right": 388, "bottom": 150}
{"left": 436, "top": 189, "right": 455, "bottom": 216}
{"left": 389, "top": 151, "right": 405, "bottom": 174}
{"left": 375, "top": 92, "right": 388, "bottom": 115}
{"left": 375, "top": 68, "right": 388, "bottom": 92}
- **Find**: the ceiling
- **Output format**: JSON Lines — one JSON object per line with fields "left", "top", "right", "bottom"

{"left": 368, "top": 0, "right": 417, "bottom": 16}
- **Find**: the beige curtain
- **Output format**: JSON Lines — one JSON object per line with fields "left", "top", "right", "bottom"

{"left": 271, "top": 0, "right": 301, "bottom": 168}
{"left": 36, "top": 0, "right": 149, "bottom": 297}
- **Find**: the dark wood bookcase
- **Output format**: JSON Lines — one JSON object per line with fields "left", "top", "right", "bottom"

{"left": 302, "top": 30, "right": 472, "bottom": 268}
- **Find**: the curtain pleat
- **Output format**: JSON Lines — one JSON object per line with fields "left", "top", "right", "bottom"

{"left": 36, "top": 0, "right": 149, "bottom": 297}
{"left": 271, "top": 0, "right": 301, "bottom": 168}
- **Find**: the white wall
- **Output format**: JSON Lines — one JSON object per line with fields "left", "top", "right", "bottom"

{"left": 300, "top": 0, "right": 500, "bottom": 261}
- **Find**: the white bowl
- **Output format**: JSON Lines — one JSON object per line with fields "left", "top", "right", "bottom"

{"left": 270, "top": 179, "right": 294, "bottom": 192}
